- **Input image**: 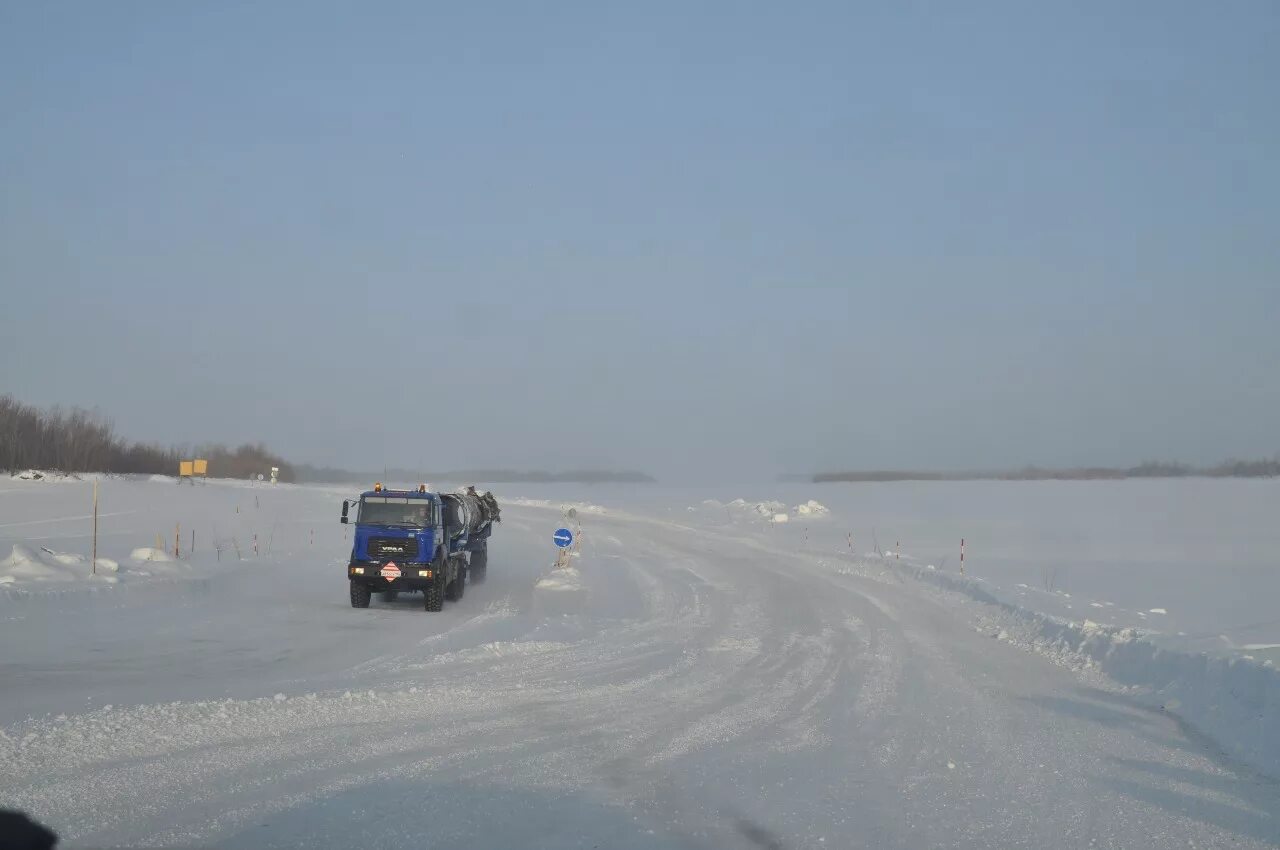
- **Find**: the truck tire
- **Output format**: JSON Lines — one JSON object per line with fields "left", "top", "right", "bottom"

{"left": 424, "top": 550, "right": 446, "bottom": 612}
{"left": 350, "top": 580, "right": 371, "bottom": 609}
{"left": 382, "top": 589, "right": 398, "bottom": 603}
{"left": 423, "top": 575, "right": 444, "bottom": 611}
{"left": 470, "top": 548, "right": 488, "bottom": 584}
{"left": 446, "top": 559, "right": 466, "bottom": 601}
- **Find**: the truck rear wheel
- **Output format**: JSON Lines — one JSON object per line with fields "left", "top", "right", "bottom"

{"left": 350, "top": 580, "right": 371, "bottom": 609}
{"left": 470, "top": 548, "right": 487, "bottom": 584}
{"left": 446, "top": 559, "right": 466, "bottom": 601}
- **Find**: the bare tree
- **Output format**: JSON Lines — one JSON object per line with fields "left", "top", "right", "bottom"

{"left": 0, "top": 394, "right": 285, "bottom": 479}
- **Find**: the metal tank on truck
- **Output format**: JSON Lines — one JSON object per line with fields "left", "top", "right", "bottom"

{"left": 339, "top": 484, "right": 501, "bottom": 611}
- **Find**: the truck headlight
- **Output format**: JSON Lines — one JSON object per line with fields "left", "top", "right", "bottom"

{"left": 418, "top": 570, "right": 432, "bottom": 578}
{"left": 351, "top": 567, "right": 364, "bottom": 575}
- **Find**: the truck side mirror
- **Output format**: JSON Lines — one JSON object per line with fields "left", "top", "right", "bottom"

{"left": 340, "top": 500, "right": 349, "bottom": 524}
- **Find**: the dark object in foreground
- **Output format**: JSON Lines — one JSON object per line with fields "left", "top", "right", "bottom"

{"left": 0, "top": 810, "right": 57, "bottom": 850}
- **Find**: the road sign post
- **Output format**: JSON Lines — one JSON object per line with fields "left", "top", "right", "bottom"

{"left": 553, "top": 528, "right": 574, "bottom": 568}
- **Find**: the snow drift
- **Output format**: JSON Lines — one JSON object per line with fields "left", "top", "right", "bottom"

{"left": 792, "top": 499, "right": 830, "bottom": 517}
{"left": 860, "top": 553, "right": 1280, "bottom": 777}
{"left": 0, "top": 543, "right": 183, "bottom": 589}
{"left": 0, "top": 545, "right": 121, "bottom": 586}
{"left": 129, "top": 547, "right": 175, "bottom": 563}
{"left": 1, "top": 545, "right": 74, "bottom": 582}
{"left": 690, "top": 497, "right": 830, "bottom": 521}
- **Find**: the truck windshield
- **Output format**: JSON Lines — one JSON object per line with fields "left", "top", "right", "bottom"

{"left": 359, "top": 497, "right": 434, "bottom": 527}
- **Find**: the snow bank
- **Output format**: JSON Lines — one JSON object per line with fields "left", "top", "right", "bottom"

{"left": 695, "top": 497, "right": 830, "bottom": 522}
{"left": 508, "top": 497, "right": 607, "bottom": 515}
{"left": 533, "top": 566, "right": 585, "bottom": 616}
{"left": 534, "top": 566, "right": 583, "bottom": 593}
{"left": 9, "top": 469, "right": 81, "bottom": 482}
{"left": 753, "top": 500, "right": 786, "bottom": 517}
{"left": 792, "top": 500, "right": 830, "bottom": 517}
{"left": 0, "top": 545, "right": 122, "bottom": 586}
{"left": 126, "top": 547, "right": 195, "bottom": 579}
{"left": 1, "top": 545, "right": 74, "bottom": 582}
{"left": 129, "top": 547, "right": 175, "bottom": 563}
{"left": 992, "top": 612, "right": 1280, "bottom": 776}
{"left": 0, "top": 538, "right": 194, "bottom": 590}
{"left": 864, "top": 555, "right": 1280, "bottom": 777}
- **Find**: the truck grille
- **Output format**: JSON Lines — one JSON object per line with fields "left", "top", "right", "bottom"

{"left": 368, "top": 537, "right": 419, "bottom": 560}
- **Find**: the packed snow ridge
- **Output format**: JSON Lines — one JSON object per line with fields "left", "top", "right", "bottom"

{"left": 508, "top": 497, "right": 607, "bottom": 515}
{"left": 0, "top": 543, "right": 192, "bottom": 589}
{"left": 690, "top": 497, "right": 830, "bottom": 521}
{"left": 533, "top": 566, "right": 583, "bottom": 593}
{"left": 857, "top": 550, "right": 1280, "bottom": 777}
{"left": 1, "top": 545, "right": 120, "bottom": 585}
{"left": 10, "top": 470, "right": 87, "bottom": 482}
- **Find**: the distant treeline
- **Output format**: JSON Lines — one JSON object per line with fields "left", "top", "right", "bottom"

{"left": 295, "top": 464, "right": 655, "bottom": 485}
{"left": 813, "top": 459, "right": 1280, "bottom": 483}
{"left": 0, "top": 394, "right": 295, "bottom": 482}
{"left": 198, "top": 444, "right": 296, "bottom": 483}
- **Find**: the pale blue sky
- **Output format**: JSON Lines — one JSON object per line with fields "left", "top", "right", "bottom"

{"left": 2, "top": 2, "right": 1277, "bottom": 480}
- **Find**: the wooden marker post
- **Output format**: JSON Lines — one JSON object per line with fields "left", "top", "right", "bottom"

{"left": 91, "top": 481, "right": 99, "bottom": 575}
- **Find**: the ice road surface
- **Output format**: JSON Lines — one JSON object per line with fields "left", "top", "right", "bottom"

{"left": 1, "top": 476, "right": 1277, "bottom": 848}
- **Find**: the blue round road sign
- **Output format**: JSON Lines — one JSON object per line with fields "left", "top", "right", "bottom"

{"left": 553, "top": 528, "right": 574, "bottom": 548}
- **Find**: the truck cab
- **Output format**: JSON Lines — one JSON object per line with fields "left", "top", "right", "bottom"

{"left": 341, "top": 485, "right": 468, "bottom": 611}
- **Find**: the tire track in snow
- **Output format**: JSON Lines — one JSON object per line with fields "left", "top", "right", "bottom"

{"left": 4, "top": 503, "right": 1279, "bottom": 848}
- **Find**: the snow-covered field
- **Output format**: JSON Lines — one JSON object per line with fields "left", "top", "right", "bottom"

{"left": 667, "top": 479, "right": 1280, "bottom": 660}
{"left": 1, "top": 475, "right": 1278, "bottom": 847}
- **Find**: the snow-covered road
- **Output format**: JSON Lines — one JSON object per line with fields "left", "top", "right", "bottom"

{"left": 2, "top": 487, "right": 1278, "bottom": 848}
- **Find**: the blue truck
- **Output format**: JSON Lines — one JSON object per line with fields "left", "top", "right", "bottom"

{"left": 340, "top": 485, "right": 500, "bottom": 611}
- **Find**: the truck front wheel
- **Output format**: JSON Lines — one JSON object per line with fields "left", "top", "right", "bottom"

{"left": 350, "top": 581, "right": 372, "bottom": 609}
{"left": 424, "top": 552, "right": 446, "bottom": 612}
{"left": 470, "top": 548, "right": 487, "bottom": 584}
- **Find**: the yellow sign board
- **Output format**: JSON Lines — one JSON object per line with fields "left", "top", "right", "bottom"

{"left": 193, "top": 459, "right": 208, "bottom": 475}
{"left": 179, "top": 461, "right": 194, "bottom": 477}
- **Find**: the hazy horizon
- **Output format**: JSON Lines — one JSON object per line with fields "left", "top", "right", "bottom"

{"left": 3, "top": 3, "right": 1277, "bottom": 483}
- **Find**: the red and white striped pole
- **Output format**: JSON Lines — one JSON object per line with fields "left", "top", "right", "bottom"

{"left": 960, "top": 538, "right": 965, "bottom": 575}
